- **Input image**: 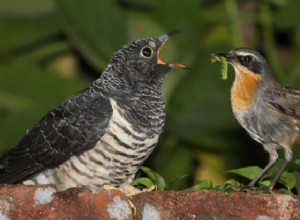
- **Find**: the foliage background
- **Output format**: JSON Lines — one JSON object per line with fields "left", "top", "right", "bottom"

{"left": 1, "top": 0, "right": 300, "bottom": 189}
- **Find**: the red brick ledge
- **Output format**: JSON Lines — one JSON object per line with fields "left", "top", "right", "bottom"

{"left": 0, "top": 185, "right": 299, "bottom": 220}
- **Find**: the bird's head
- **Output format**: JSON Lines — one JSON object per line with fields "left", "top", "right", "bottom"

{"left": 212, "top": 48, "right": 276, "bottom": 112}
{"left": 110, "top": 31, "right": 190, "bottom": 82}
{"left": 212, "top": 48, "right": 271, "bottom": 79}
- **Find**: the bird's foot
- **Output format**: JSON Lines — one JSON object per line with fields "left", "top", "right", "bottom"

{"left": 262, "top": 186, "right": 276, "bottom": 194}
{"left": 240, "top": 185, "right": 259, "bottom": 192}
{"left": 102, "top": 184, "right": 119, "bottom": 191}
{"left": 101, "top": 184, "right": 137, "bottom": 215}
{"left": 239, "top": 184, "right": 276, "bottom": 194}
{"left": 101, "top": 184, "right": 155, "bottom": 196}
{"left": 121, "top": 184, "right": 156, "bottom": 196}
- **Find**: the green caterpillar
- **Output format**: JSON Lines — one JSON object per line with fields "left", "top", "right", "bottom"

{"left": 211, "top": 55, "right": 228, "bottom": 80}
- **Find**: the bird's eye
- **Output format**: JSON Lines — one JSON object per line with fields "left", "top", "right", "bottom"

{"left": 242, "top": 55, "right": 252, "bottom": 64}
{"left": 141, "top": 46, "right": 153, "bottom": 58}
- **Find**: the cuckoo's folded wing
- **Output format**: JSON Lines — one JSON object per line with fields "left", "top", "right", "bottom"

{"left": 0, "top": 88, "right": 112, "bottom": 183}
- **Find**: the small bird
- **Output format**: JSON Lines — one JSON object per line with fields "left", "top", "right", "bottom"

{"left": 213, "top": 48, "right": 300, "bottom": 190}
{"left": 0, "top": 31, "right": 189, "bottom": 191}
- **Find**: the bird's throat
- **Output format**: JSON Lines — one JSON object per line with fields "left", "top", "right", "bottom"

{"left": 231, "top": 69, "right": 262, "bottom": 112}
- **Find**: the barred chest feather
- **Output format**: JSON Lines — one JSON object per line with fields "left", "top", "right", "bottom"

{"left": 23, "top": 98, "right": 165, "bottom": 190}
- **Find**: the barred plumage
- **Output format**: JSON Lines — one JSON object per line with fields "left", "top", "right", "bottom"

{"left": 0, "top": 31, "right": 189, "bottom": 191}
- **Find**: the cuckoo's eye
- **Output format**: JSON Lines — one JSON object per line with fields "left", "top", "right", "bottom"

{"left": 141, "top": 46, "right": 153, "bottom": 58}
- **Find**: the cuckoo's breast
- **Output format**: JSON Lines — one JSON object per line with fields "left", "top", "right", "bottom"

{"left": 31, "top": 98, "right": 164, "bottom": 191}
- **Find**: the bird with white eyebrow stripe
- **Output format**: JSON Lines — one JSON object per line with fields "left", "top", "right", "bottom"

{"left": 213, "top": 48, "right": 300, "bottom": 190}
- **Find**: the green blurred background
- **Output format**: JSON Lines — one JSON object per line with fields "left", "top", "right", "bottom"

{"left": 1, "top": 0, "right": 300, "bottom": 189}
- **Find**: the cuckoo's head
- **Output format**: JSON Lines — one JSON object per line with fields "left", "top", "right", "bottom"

{"left": 110, "top": 31, "right": 190, "bottom": 82}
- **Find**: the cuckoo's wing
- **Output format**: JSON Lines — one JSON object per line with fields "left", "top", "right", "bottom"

{"left": 0, "top": 87, "right": 112, "bottom": 183}
{"left": 264, "top": 86, "right": 300, "bottom": 119}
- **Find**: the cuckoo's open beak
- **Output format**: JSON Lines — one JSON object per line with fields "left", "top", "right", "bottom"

{"left": 157, "top": 31, "right": 191, "bottom": 70}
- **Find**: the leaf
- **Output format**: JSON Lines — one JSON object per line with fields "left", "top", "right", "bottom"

{"left": 293, "top": 171, "right": 300, "bottom": 194}
{"left": 228, "top": 165, "right": 296, "bottom": 190}
{"left": 227, "top": 166, "right": 262, "bottom": 180}
{"left": 213, "top": 185, "right": 235, "bottom": 194}
{"left": 277, "top": 171, "right": 296, "bottom": 190}
{"left": 189, "top": 179, "right": 212, "bottom": 190}
{"left": 167, "top": 174, "right": 189, "bottom": 190}
{"left": 258, "top": 180, "right": 271, "bottom": 188}
{"left": 140, "top": 166, "right": 166, "bottom": 191}
{"left": 132, "top": 177, "right": 154, "bottom": 188}
{"left": 277, "top": 187, "right": 292, "bottom": 195}
{"left": 224, "top": 179, "right": 241, "bottom": 188}
{"left": 263, "top": 161, "right": 296, "bottom": 190}
{"left": 55, "top": 0, "right": 129, "bottom": 70}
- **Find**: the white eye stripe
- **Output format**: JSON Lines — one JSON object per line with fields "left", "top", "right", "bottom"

{"left": 235, "top": 51, "right": 253, "bottom": 57}
{"left": 234, "top": 51, "right": 260, "bottom": 61}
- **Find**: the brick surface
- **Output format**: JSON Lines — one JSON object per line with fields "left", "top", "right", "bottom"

{"left": 0, "top": 185, "right": 132, "bottom": 220}
{"left": 132, "top": 190, "right": 299, "bottom": 220}
{"left": 0, "top": 185, "right": 299, "bottom": 220}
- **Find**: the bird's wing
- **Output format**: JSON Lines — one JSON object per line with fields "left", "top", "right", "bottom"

{"left": 264, "top": 86, "right": 300, "bottom": 119}
{"left": 0, "top": 88, "right": 112, "bottom": 183}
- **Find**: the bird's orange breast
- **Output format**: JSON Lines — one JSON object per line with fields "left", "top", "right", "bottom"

{"left": 231, "top": 68, "right": 262, "bottom": 112}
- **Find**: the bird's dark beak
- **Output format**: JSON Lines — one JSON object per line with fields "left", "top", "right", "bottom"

{"left": 157, "top": 31, "right": 191, "bottom": 70}
{"left": 212, "top": 52, "right": 232, "bottom": 62}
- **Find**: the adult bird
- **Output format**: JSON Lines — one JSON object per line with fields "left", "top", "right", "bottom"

{"left": 0, "top": 31, "right": 189, "bottom": 192}
{"left": 213, "top": 48, "right": 300, "bottom": 190}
